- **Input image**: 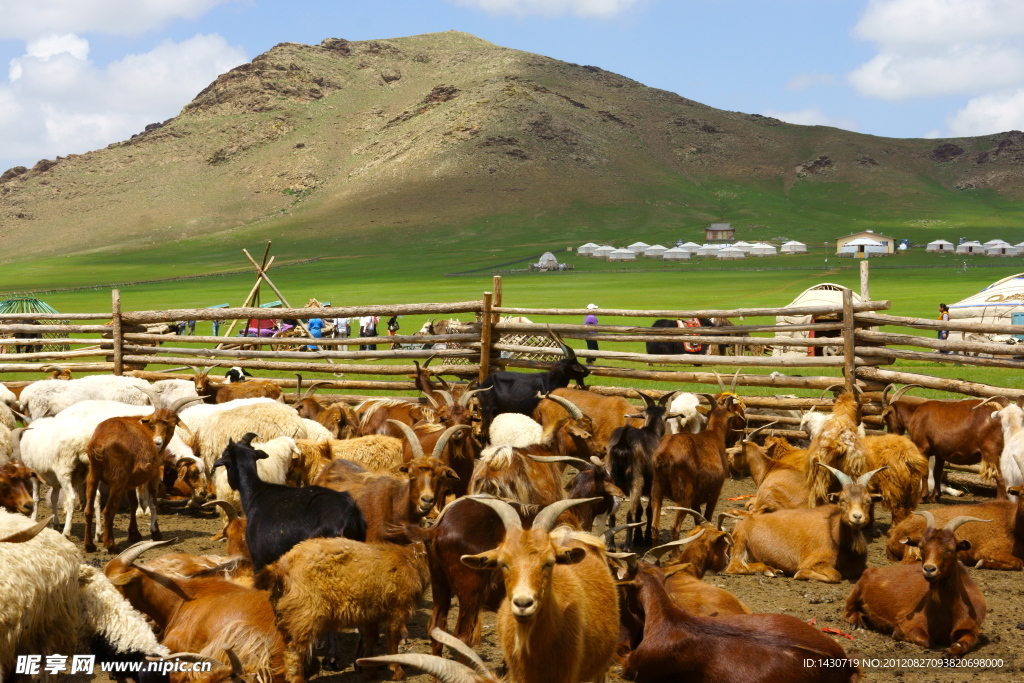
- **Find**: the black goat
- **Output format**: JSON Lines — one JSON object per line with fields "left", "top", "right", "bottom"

{"left": 607, "top": 390, "right": 678, "bottom": 549}
{"left": 477, "top": 327, "right": 589, "bottom": 442}
{"left": 212, "top": 432, "right": 367, "bottom": 573}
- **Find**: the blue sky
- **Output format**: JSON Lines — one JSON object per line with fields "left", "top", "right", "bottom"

{"left": 2, "top": 0, "right": 1023, "bottom": 170}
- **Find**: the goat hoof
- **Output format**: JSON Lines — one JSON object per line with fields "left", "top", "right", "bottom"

{"left": 105, "top": 544, "right": 121, "bottom": 554}
{"left": 321, "top": 658, "right": 342, "bottom": 672}
{"left": 126, "top": 533, "right": 143, "bottom": 545}
{"left": 151, "top": 531, "right": 163, "bottom": 541}
{"left": 84, "top": 542, "right": 97, "bottom": 553}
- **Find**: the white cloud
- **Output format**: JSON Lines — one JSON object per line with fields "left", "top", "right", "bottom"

{"left": 853, "top": 0, "right": 1024, "bottom": 46}
{"left": 786, "top": 72, "right": 833, "bottom": 91}
{"left": 0, "top": 33, "right": 246, "bottom": 168}
{"left": 947, "top": 87, "right": 1024, "bottom": 136}
{"left": 449, "top": 0, "right": 641, "bottom": 18}
{"left": 762, "top": 106, "right": 857, "bottom": 131}
{"left": 923, "top": 128, "right": 943, "bottom": 138}
{"left": 0, "top": 0, "right": 234, "bottom": 40}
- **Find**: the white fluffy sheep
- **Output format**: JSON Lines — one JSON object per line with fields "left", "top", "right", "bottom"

{"left": 0, "top": 423, "right": 10, "bottom": 464}
{"left": 665, "top": 392, "right": 705, "bottom": 434}
{"left": 991, "top": 403, "right": 1024, "bottom": 502}
{"left": 150, "top": 379, "right": 200, "bottom": 405}
{"left": 0, "top": 383, "right": 16, "bottom": 408}
{"left": 488, "top": 413, "right": 543, "bottom": 447}
{"left": 212, "top": 436, "right": 297, "bottom": 515}
{"left": 0, "top": 403, "right": 15, "bottom": 430}
{"left": 0, "top": 512, "right": 167, "bottom": 680}
{"left": 301, "top": 418, "right": 334, "bottom": 443}
{"left": 21, "top": 376, "right": 152, "bottom": 419}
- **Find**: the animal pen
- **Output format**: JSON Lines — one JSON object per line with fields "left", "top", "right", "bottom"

{"left": 2, "top": 269, "right": 1024, "bottom": 450}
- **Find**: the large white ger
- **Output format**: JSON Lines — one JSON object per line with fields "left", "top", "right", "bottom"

{"left": 780, "top": 240, "right": 807, "bottom": 254}
{"left": 772, "top": 283, "right": 863, "bottom": 357}
{"left": 948, "top": 272, "right": 1024, "bottom": 343}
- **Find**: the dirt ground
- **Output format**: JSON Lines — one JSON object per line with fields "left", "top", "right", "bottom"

{"left": 57, "top": 472, "right": 1022, "bottom": 683}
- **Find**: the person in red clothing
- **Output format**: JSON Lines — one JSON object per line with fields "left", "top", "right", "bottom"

{"left": 584, "top": 303, "right": 599, "bottom": 365}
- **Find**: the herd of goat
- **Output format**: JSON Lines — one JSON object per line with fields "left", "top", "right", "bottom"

{"left": 0, "top": 333, "right": 1023, "bottom": 683}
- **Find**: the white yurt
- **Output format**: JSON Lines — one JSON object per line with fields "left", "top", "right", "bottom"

{"left": 984, "top": 239, "right": 1010, "bottom": 247}
{"left": 536, "top": 252, "right": 559, "bottom": 269}
{"left": 592, "top": 245, "right": 615, "bottom": 259}
{"left": 986, "top": 244, "right": 1022, "bottom": 257}
{"left": 926, "top": 239, "right": 954, "bottom": 253}
{"left": 608, "top": 248, "right": 636, "bottom": 262}
{"left": 772, "top": 283, "right": 862, "bottom": 357}
{"left": 627, "top": 241, "right": 650, "bottom": 254}
{"left": 717, "top": 246, "right": 746, "bottom": 260}
{"left": 750, "top": 242, "right": 778, "bottom": 257}
{"left": 956, "top": 241, "right": 984, "bottom": 254}
{"left": 731, "top": 240, "right": 754, "bottom": 253}
{"left": 679, "top": 241, "right": 701, "bottom": 251}
{"left": 1016, "top": 241, "right": 1024, "bottom": 250}
{"left": 839, "top": 237, "right": 885, "bottom": 256}
{"left": 578, "top": 242, "right": 600, "bottom": 256}
{"left": 696, "top": 244, "right": 722, "bottom": 257}
{"left": 948, "top": 272, "right": 1024, "bottom": 343}
{"left": 663, "top": 247, "right": 692, "bottom": 260}
{"left": 643, "top": 244, "right": 668, "bottom": 258}
{"left": 780, "top": 240, "right": 807, "bottom": 254}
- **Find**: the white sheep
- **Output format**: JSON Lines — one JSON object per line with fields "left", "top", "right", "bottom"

{"left": 212, "top": 436, "right": 298, "bottom": 515}
{"left": 150, "top": 378, "right": 200, "bottom": 405}
{"left": 21, "top": 375, "right": 152, "bottom": 419}
{"left": 0, "top": 383, "right": 16, "bottom": 408}
{"left": 0, "top": 402, "right": 15, "bottom": 430}
{"left": 665, "top": 392, "right": 705, "bottom": 434}
{"left": 0, "top": 423, "right": 10, "bottom": 464}
{"left": 990, "top": 402, "right": 1024, "bottom": 502}
{"left": 488, "top": 413, "right": 543, "bottom": 447}
{"left": 0, "top": 512, "right": 167, "bottom": 680}
{"left": 301, "top": 417, "right": 334, "bottom": 443}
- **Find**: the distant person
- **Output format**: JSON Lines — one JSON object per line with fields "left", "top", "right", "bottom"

{"left": 387, "top": 315, "right": 400, "bottom": 349}
{"left": 584, "top": 303, "right": 599, "bottom": 365}
{"left": 307, "top": 316, "right": 324, "bottom": 351}
{"left": 333, "top": 317, "right": 350, "bottom": 338}
{"left": 359, "top": 315, "right": 378, "bottom": 351}
{"left": 938, "top": 303, "right": 950, "bottom": 354}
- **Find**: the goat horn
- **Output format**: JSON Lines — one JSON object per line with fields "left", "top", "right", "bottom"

{"left": 438, "top": 390, "right": 455, "bottom": 407}
{"left": 713, "top": 370, "right": 726, "bottom": 392}
{"left": 540, "top": 392, "right": 583, "bottom": 419}
{"left": 634, "top": 390, "right": 656, "bottom": 410}
{"left": 534, "top": 497, "right": 600, "bottom": 533}
{"left": 731, "top": 368, "right": 741, "bottom": 392}
{"left": 10, "top": 427, "right": 28, "bottom": 460}
{"left": 657, "top": 390, "right": 679, "bottom": 409}
{"left": 202, "top": 499, "right": 238, "bottom": 522}
{"left": 114, "top": 538, "right": 175, "bottom": 566}
{"left": 239, "top": 432, "right": 258, "bottom": 446}
{"left": 912, "top": 510, "right": 936, "bottom": 529}
{"left": 356, "top": 655, "right": 483, "bottom": 683}
{"left": 294, "top": 373, "right": 303, "bottom": 399}
{"left": 890, "top": 384, "right": 923, "bottom": 405}
{"left": 589, "top": 455, "right": 606, "bottom": 473}
{"left": 526, "top": 454, "right": 592, "bottom": 471}
{"left": 663, "top": 506, "right": 708, "bottom": 526}
{"left": 816, "top": 462, "right": 853, "bottom": 488}
{"left": 465, "top": 495, "right": 522, "bottom": 533}
{"left": 224, "top": 649, "right": 244, "bottom": 676}
{"left": 458, "top": 386, "right": 490, "bottom": 408}
{"left": 945, "top": 516, "right": 991, "bottom": 533}
{"left": 136, "top": 385, "right": 161, "bottom": 406}
{"left": 973, "top": 398, "right": 1004, "bottom": 410}
{"left": 696, "top": 393, "right": 717, "bottom": 413}
{"left": 12, "top": 410, "right": 32, "bottom": 425}
{"left": 169, "top": 395, "right": 203, "bottom": 414}
{"left": 717, "top": 512, "right": 743, "bottom": 530}
{"left": 432, "top": 424, "right": 469, "bottom": 460}
{"left": 387, "top": 420, "right": 424, "bottom": 459}
{"left": 302, "top": 380, "right": 331, "bottom": 400}
{"left": 422, "top": 392, "right": 442, "bottom": 411}
{"left": 745, "top": 420, "right": 779, "bottom": 442}
{"left": 601, "top": 522, "right": 642, "bottom": 545}
{"left": 546, "top": 325, "right": 575, "bottom": 360}
{"left": 819, "top": 384, "right": 844, "bottom": 399}
{"left": 436, "top": 376, "right": 453, "bottom": 392}
{"left": 427, "top": 628, "right": 493, "bottom": 679}
{"left": 177, "top": 453, "right": 204, "bottom": 473}
{"left": 856, "top": 466, "right": 889, "bottom": 487}
{"left": 641, "top": 529, "right": 706, "bottom": 564}
{"left": 0, "top": 516, "right": 54, "bottom": 543}
{"left": 423, "top": 353, "right": 437, "bottom": 369}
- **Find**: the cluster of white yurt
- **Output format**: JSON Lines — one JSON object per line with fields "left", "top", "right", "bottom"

{"left": 627, "top": 241, "right": 650, "bottom": 254}
{"left": 643, "top": 244, "right": 668, "bottom": 258}
{"left": 591, "top": 245, "right": 615, "bottom": 259}
{"left": 780, "top": 240, "right": 807, "bottom": 254}
{"left": 984, "top": 240, "right": 1022, "bottom": 256}
{"left": 731, "top": 241, "right": 754, "bottom": 253}
{"left": 608, "top": 248, "right": 637, "bottom": 261}
{"left": 696, "top": 244, "right": 723, "bottom": 257}
{"left": 577, "top": 242, "right": 600, "bottom": 256}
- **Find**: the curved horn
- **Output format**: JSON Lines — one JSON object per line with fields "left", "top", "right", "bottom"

{"left": 169, "top": 395, "right": 203, "bottom": 414}
{"left": 239, "top": 432, "right": 258, "bottom": 446}
{"left": 713, "top": 370, "right": 726, "bottom": 392}
{"left": 696, "top": 393, "right": 717, "bottom": 413}
{"left": 944, "top": 516, "right": 992, "bottom": 533}
{"left": 224, "top": 648, "right": 244, "bottom": 677}
{"left": 431, "top": 424, "right": 469, "bottom": 460}
{"left": 717, "top": 512, "right": 743, "bottom": 530}
{"left": 546, "top": 325, "right": 575, "bottom": 359}
{"left": 881, "top": 383, "right": 895, "bottom": 407}
{"left": 113, "top": 538, "right": 175, "bottom": 567}
{"left": 816, "top": 462, "right": 853, "bottom": 487}
{"left": 177, "top": 453, "right": 205, "bottom": 474}
{"left": 464, "top": 495, "right": 522, "bottom": 533}
{"left": 589, "top": 455, "right": 606, "bottom": 473}
{"left": 294, "top": 373, "right": 303, "bottom": 399}
{"left": 730, "top": 368, "right": 740, "bottom": 393}
{"left": 458, "top": 386, "right": 491, "bottom": 408}
{"left": 437, "top": 390, "right": 455, "bottom": 407}
{"left": 302, "top": 380, "right": 331, "bottom": 400}
{"left": 657, "top": 390, "right": 679, "bottom": 408}
{"left": 601, "top": 522, "right": 642, "bottom": 545}
{"left": 641, "top": 529, "right": 706, "bottom": 564}
{"left": 912, "top": 510, "right": 935, "bottom": 529}
{"left": 744, "top": 420, "right": 779, "bottom": 442}
{"left": 427, "top": 628, "right": 493, "bottom": 680}
{"left": 202, "top": 499, "right": 238, "bottom": 522}
{"left": 387, "top": 420, "right": 424, "bottom": 459}
{"left": 423, "top": 353, "right": 437, "bottom": 369}
{"left": 663, "top": 506, "right": 708, "bottom": 526}
{"left": 819, "top": 384, "right": 844, "bottom": 399}
{"left": 534, "top": 497, "right": 601, "bottom": 533}
{"left": 0, "top": 516, "right": 54, "bottom": 543}
{"left": 540, "top": 392, "right": 583, "bottom": 419}
{"left": 850, "top": 383, "right": 864, "bottom": 397}
{"left": 436, "top": 376, "right": 454, "bottom": 392}
{"left": 136, "top": 385, "right": 161, "bottom": 406}
{"left": 526, "top": 454, "right": 592, "bottom": 471}
{"left": 634, "top": 390, "right": 656, "bottom": 410}
{"left": 422, "top": 392, "right": 442, "bottom": 411}
{"left": 890, "top": 384, "right": 924, "bottom": 405}
{"left": 12, "top": 410, "right": 32, "bottom": 425}
{"left": 355, "top": 655, "right": 483, "bottom": 683}
{"left": 856, "top": 466, "right": 889, "bottom": 487}
{"left": 973, "top": 398, "right": 1005, "bottom": 411}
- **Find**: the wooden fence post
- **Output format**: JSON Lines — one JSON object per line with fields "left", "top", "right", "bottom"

{"left": 842, "top": 287, "right": 855, "bottom": 393}
{"left": 112, "top": 289, "right": 123, "bottom": 376}
{"left": 860, "top": 260, "right": 870, "bottom": 302}
{"left": 492, "top": 275, "right": 502, "bottom": 325}
{"left": 479, "top": 292, "right": 493, "bottom": 382}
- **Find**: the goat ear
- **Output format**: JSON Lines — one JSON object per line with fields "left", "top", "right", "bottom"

{"left": 555, "top": 546, "right": 587, "bottom": 565}
{"left": 1008, "top": 486, "right": 1022, "bottom": 497}
{"left": 957, "top": 539, "right": 972, "bottom": 552}
{"left": 461, "top": 550, "right": 499, "bottom": 570}
{"left": 901, "top": 537, "right": 919, "bottom": 548}
{"left": 827, "top": 493, "right": 840, "bottom": 503}
{"left": 870, "top": 493, "right": 883, "bottom": 502}
{"left": 442, "top": 467, "right": 460, "bottom": 481}
{"left": 140, "top": 415, "right": 153, "bottom": 424}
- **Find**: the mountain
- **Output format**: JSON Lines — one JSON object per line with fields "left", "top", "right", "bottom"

{"left": 2, "top": 30, "right": 1024, "bottom": 266}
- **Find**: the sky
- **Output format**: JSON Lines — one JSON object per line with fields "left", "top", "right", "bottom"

{"left": 2, "top": 0, "right": 1024, "bottom": 171}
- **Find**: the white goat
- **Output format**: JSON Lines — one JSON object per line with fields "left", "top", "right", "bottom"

{"left": 21, "top": 376, "right": 152, "bottom": 419}
{"left": 665, "top": 392, "right": 705, "bottom": 434}
{"left": 990, "top": 402, "right": 1024, "bottom": 502}
{"left": 488, "top": 413, "right": 544, "bottom": 447}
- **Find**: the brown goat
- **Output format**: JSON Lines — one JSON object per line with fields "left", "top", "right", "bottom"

{"left": 0, "top": 461, "right": 38, "bottom": 515}
{"left": 885, "top": 485, "right": 1024, "bottom": 569}
{"left": 355, "top": 398, "right": 433, "bottom": 438}
{"left": 460, "top": 497, "right": 619, "bottom": 683}
{"left": 881, "top": 384, "right": 1007, "bottom": 500}
{"left": 861, "top": 433, "right": 927, "bottom": 524}
{"left": 805, "top": 389, "right": 867, "bottom": 507}
{"left": 291, "top": 376, "right": 358, "bottom": 439}
{"left": 725, "top": 465, "right": 884, "bottom": 582}
{"left": 734, "top": 425, "right": 809, "bottom": 512}
{"left": 649, "top": 393, "right": 744, "bottom": 540}
{"left": 533, "top": 387, "right": 642, "bottom": 452}
{"left": 845, "top": 511, "right": 990, "bottom": 655}
{"left": 85, "top": 393, "right": 199, "bottom": 552}
{"left": 193, "top": 366, "right": 283, "bottom": 404}
{"left": 402, "top": 388, "right": 488, "bottom": 496}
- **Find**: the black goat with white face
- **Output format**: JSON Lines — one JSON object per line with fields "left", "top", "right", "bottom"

{"left": 477, "top": 328, "right": 589, "bottom": 442}
{"left": 213, "top": 433, "right": 366, "bottom": 573}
